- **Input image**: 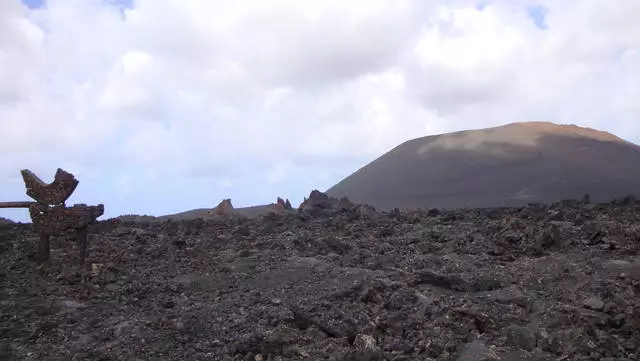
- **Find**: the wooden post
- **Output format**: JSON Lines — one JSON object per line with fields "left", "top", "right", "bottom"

{"left": 0, "top": 201, "right": 35, "bottom": 208}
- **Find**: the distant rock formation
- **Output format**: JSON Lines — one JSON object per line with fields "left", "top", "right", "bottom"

{"left": 298, "top": 190, "right": 356, "bottom": 215}
{"left": 297, "top": 190, "right": 378, "bottom": 218}
{"left": 272, "top": 197, "right": 293, "bottom": 212}
{"left": 207, "top": 199, "right": 237, "bottom": 218}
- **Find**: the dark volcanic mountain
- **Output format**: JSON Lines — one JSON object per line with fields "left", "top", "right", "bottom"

{"left": 327, "top": 121, "right": 640, "bottom": 209}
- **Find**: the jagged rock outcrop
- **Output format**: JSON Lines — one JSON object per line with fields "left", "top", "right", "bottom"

{"left": 296, "top": 190, "right": 380, "bottom": 218}
{"left": 272, "top": 197, "right": 293, "bottom": 213}
{"left": 298, "top": 190, "right": 356, "bottom": 215}
{"left": 206, "top": 199, "right": 238, "bottom": 218}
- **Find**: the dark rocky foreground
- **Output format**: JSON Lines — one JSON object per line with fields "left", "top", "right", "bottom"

{"left": 1, "top": 200, "right": 640, "bottom": 361}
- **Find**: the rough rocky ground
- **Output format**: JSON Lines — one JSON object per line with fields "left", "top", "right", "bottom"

{"left": 1, "top": 198, "right": 640, "bottom": 360}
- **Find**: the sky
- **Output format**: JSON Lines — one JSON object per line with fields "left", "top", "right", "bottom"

{"left": 0, "top": 0, "right": 639, "bottom": 222}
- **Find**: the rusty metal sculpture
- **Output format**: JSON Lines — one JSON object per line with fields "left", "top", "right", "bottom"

{"left": 0, "top": 168, "right": 104, "bottom": 265}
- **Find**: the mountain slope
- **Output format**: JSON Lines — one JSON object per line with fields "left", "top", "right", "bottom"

{"left": 155, "top": 204, "right": 281, "bottom": 221}
{"left": 326, "top": 121, "right": 640, "bottom": 209}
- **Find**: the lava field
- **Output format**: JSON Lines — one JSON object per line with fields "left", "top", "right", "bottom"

{"left": 1, "top": 199, "right": 640, "bottom": 360}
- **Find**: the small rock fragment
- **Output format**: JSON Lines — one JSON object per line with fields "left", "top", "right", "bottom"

{"left": 54, "top": 300, "right": 88, "bottom": 312}
{"left": 583, "top": 297, "right": 605, "bottom": 311}
{"left": 353, "top": 334, "right": 376, "bottom": 351}
{"left": 348, "top": 334, "right": 382, "bottom": 361}
{"left": 90, "top": 263, "right": 104, "bottom": 277}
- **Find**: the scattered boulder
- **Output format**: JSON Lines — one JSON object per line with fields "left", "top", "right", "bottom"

{"left": 583, "top": 297, "right": 605, "bottom": 311}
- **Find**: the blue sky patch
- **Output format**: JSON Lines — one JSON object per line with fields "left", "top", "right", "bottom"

{"left": 21, "top": 0, "right": 44, "bottom": 9}
{"left": 527, "top": 4, "right": 549, "bottom": 29}
{"left": 106, "top": 0, "right": 134, "bottom": 9}
{"left": 22, "top": 0, "right": 134, "bottom": 10}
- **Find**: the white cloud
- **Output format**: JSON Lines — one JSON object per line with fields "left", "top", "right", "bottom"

{"left": 0, "top": 0, "right": 639, "bottom": 213}
{"left": 0, "top": 1, "right": 45, "bottom": 101}
{"left": 266, "top": 161, "right": 292, "bottom": 184}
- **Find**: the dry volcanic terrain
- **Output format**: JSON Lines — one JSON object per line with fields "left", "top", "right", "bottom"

{"left": 1, "top": 192, "right": 640, "bottom": 360}
{"left": 327, "top": 121, "right": 640, "bottom": 210}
